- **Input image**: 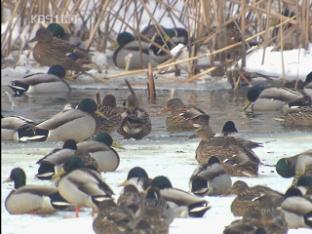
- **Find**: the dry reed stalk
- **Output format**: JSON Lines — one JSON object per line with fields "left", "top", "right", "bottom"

{"left": 147, "top": 63, "right": 156, "bottom": 104}
{"left": 280, "top": 16, "right": 285, "bottom": 81}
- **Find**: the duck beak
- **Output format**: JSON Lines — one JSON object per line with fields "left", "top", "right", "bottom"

{"left": 29, "top": 36, "right": 38, "bottom": 42}
{"left": 243, "top": 100, "right": 252, "bottom": 111}
{"left": 3, "top": 177, "right": 12, "bottom": 183}
{"left": 52, "top": 167, "right": 65, "bottom": 180}
{"left": 112, "top": 141, "right": 125, "bottom": 150}
{"left": 118, "top": 180, "right": 128, "bottom": 187}
{"left": 95, "top": 110, "right": 106, "bottom": 118}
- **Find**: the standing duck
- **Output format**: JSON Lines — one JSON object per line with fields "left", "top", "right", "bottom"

{"left": 190, "top": 156, "right": 232, "bottom": 196}
{"left": 56, "top": 157, "right": 114, "bottom": 217}
{"left": 24, "top": 98, "right": 99, "bottom": 142}
{"left": 4, "top": 167, "right": 71, "bottom": 214}
{"left": 8, "top": 65, "right": 70, "bottom": 96}
{"left": 117, "top": 80, "right": 152, "bottom": 140}
{"left": 77, "top": 132, "right": 121, "bottom": 172}
{"left": 30, "top": 27, "right": 90, "bottom": 72}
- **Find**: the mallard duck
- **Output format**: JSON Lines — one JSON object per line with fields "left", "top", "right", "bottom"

{"left": 151, "top": 175, "right": 210, "bottom": 218}
{"left": 4, "top": 167, "right": 71, "bottom": 214}
{"left": 30, "top": 27, "right": 90, "bottom": 72}
{"left": 95, "top": 93, "right": 123, "bottom": 134}
{"left": 223, "top": 219, "right": 267, "bottom": 234}
{"left": 280, "top": 187, "right": 312, "bottom": 228}
{"left": 1, "top": 114, "right": 39, "bottom": 142}
{"left": 119, "top": 166, "right": 151, "bottom": 192}
{"left": 77, "top": 132, "right": 120, "bottom": 172}
{"left": 117, "top": 184, "right": 143, "bottom": 218}
{"left": 113, "top": 32, "right": 171, "bottom": 70}
{"left": 23, "top": 98, "right": 99, "bottom": 142}
{"left": 275, "top": 106, "right": 312, "bottom": 127}
{"left": 276, "top": 149, "right": 312, "bottom": 178}
{"left": 187, "top": 115, "right": 261, "bottom": 177}
{"left": 243, "top": 85, "right": 310, "bottom": 111}
{"left": 8, "top": 65, "right": 70, "bottom": 96}
{"left": 117, "top": 80, "right": 152, "bottom": 140}
{"left": 56, "top": 157, "right": 114, "bottom": 217}
{"left": 36, "top": 139, "right": 77, "bottom": 180}
{"left": 293, "top": 176, "right": 312, "bottom": 196}
{"left": 222, "top": 121, "right": 238, "bottom": 136}
{"left": 190, "top": 156, "right": 232, "bottom": 196}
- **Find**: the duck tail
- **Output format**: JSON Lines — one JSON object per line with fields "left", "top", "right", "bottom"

{"left": 304, "top": 211, "right": 312, "bottom": 227}
{"left": 18, "top": 126, "right": 48, "bottom": 142}
{"left": 91, "top": 195, "right": 113, "bottom": 207}
{"left": 188, "top": 201, "right": 210, "bottom": 217}
{"left": 8, "top": 81, "right": 28, "bottom": 96}
{"left": 36, "top": 162, "right": 55, "bottom": 180}
{"left": 50, "top": 192, "right": 73, "bottom": 210}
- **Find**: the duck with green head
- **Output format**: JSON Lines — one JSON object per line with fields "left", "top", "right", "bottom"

{"left": 22, "top": 98, "right": 100, "bottom": 142}
{"left": 8, "top": 65, "right": 70, "bottom": 96}
{"left": 4, "top": 167, "right": 71, "bottom": 214}
{"left": 119, "top": 166, "right": 151, "bottom": 192}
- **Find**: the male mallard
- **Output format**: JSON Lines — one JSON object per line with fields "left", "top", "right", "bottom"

{"left": 222, "top": 121, "right": 238, "bottom": 136}
{"left": 95, "top": 93, "right": 123, "bottom": 134}
{"left": 4, "top": 167, "right": 71, "bottom": 214}
{"left": 120, "top": 166, "right": 151, "bottom": 192}
{"left": 24, "top": 98, "right": 99, "bottom": 142}
{"left": 276, "top": 149, "right": 312, "bottom": 178}
{"left": 275, "top": 106, "right": 312, "bottom": 127}
{"left": 56, "top": 157, "right": 114, "bottom": 217}
{"left": 186, "top": 115, "right": 261, "bottom": 177}
{"left": 117, "top": 80, "right": 152, "bottom": 140}
{"left": 30, "top": 27, "right": 90, "bottom": 72}
{"left": 243, "top": 85, "right": 310, "bottom": 112}
{"left": 113, "top": 32, "right": 171, "bottom": 70}
{"left": 280, "top": 187, "right": 312, "bottom": 228}
{"left": 151, "top": 175, "right": 210, "bottom": 218}
{"left": 77, "top": 132, "right": 120, "bottom": 172}
{"left": 8, "top": 65, "right": 70, "bottom": 96}
{"left": 190, "top": 156, "right": 232, "bottom": 196}
{"left": 1, "top": 114, "right": 39, "bottom": 142}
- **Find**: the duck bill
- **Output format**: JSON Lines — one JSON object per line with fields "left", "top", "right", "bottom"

{"left": 29, "top": 36, "right": 38, "bottom": 42}
{"left": 52, "top": 167, "right": 65, "bottom": 180}
{"left": 243, "top": 100, "right": 252, "bottom": 111}
{"left": 118, "top": 180, "right": 128, "bottom": 187}
{"left": 95, "top": 110, "right": 106, "bottom": 118}
{"left": 112, "top": 141, "right": 125, "bottom": 150}
{"left": 3, "top": 177, "right": 12, "bottom": 183}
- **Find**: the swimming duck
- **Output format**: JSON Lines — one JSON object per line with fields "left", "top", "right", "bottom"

{"left": 4, "top": 167, "right": 71, "bottom": 214}
{"left": 56, "top": 157, "right": 114, "bottom": 217}
{"left": 30, "top": 27, "right": 90, "bottom": 72}
{"left": 280, "top": 187, "right": 312, "bottom": 228}
{"left": 1, "top": 114, "right": 39, "bottom": 142}
{"left": 117, "top": 80, "right": 152, "bottom": 140}
{"left": 275, "top": 106, "right": 312, "bottom": 127}
{"left": 113, "top": 32, "right": 171, "bottom": 70}
{"left": 151, "top": 175, "right": 210, "bottom": 218}
{"left": 186, "top": 115, "right": 261, "bottom": 177}
{"left": 95, "top": 93, "right": 124, "bottom": 134}
{"left": 190, "top": 156, "right": 232, "bottom": 196}
{"left": 77, "top": 132, "right": 120, "bottom": 172}
{"left": 23, "top": 98, "right": 99, "bottom": 142}
{"left": 8, "top": 65, "right": 70, "bottom": 96}
{"left": 276, "top": 149, "right": 312, "bottom": 178}
{"left": 243, "top": 85, "right": 310, "bottom": 112}
{"left": 119, "top": 166, "right": 151, "bottom": 192}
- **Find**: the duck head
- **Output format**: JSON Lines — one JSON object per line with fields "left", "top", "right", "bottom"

{"left": 166, "top": 98, "right": 185, "bottom": 111}
{"left": 47, "top": 23, "right": 66, "bottom": 39}
{"left": 172, "top": 27, "right": 188, "bottom": 45}
{"left": 77, "top": 98, "right": 97, "bottom": 114}
{"left": 117, "top": 32, "right": 135, "bottom": 47}
{"left": 276, "top": 158, "right": 294, "bottom": 178}
{"left": 47, "top": 65, "right": 66, "bottom": 79}
{"left": 102, "top": 94, "right": 117, "bottom": 108}
{"left": 94, "top": 132, "right": 113, "bottom": 146}
{"left": 30, "top": 28, "right": 53, "bottom": 43}
{"left": 231, "top": 180, "right": 249, "bottom": 195}
{"left": 243, "top": 86, "right": 265, "bottom": 111}
{"left": 62, "top": 139, "right": 77, "bottom": 150}
{"left": 127, "top": 167, "right": 149, "bottom": 181}
{"left": 222, "top": 121, "right": 238, "bottom": 136}
{"left": 4, "top": 168, "right": 26, "bottom": 189}
{"left": 151, "top": 176, "right": 173, "bottom": 189}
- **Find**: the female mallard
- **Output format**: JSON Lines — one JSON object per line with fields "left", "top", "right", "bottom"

{"left": 56, "top": 157, "right": 114, "bottom": 217}
{"left": 113, "top": 32, "right": 171, "bottom": 70}
{"left": 189, "top": 156, "right": 232, "bottom": 196}
{"left": 243, "top": 85, "right": 310, "bottom": 112}
{"left": 30, "top": 27, "right": 90, "bottom": 72}
{"left": 77, "top": 132, "right": 120, "bottom": 172}
{"left": 117, "top": 184, "right": 143, "bottom": 218}
{"left": 95, "top": 93, "right": 123, "bottom": 134}
{"left": 276, "top": 149, "right": 312, "bottom": 178}
{"left": 117, "top": 80, "right": 152, "bottom": 140}
{"left": 275, "top": 106, "right": 312, "bottom": 127}
{"left": 25, "top": 98, "right": 99, "bottom": 142}
{"left": 4, "top": 167, "right": 71, "bottom": 214}
{"left": 8, "top": 65, "right": 70, "bottom": 96}
{"left": 280, "top": 187, "right": 312, "bottom": 228}
{"left": 151, "top": 175, "right": 210, "bottom": 218}
{"left": 187, "top": 115, "right": 261, "bottom": 177}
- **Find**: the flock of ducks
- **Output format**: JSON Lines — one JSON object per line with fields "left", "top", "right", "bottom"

{"left": 2, "top": 22, "right": 312, "bottom": 234}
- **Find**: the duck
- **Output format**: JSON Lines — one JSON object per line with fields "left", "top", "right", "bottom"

{"left": 223, "top": 219, "right": 267, "bottom": 234}
{"left": 117, "top": 80, "right": 152, "bottom": 140}
{"left": 276, "top": 149, "right": 312, "bottom": 178}
{"left": 4, "top": 167, "right": 71, "bottom": 214}
{"left": 76, "top": 132, "right": 120, "bottom": 172}
{"left": 190, "top": 156, "right": 232, "bottom": 196}
{"left": 222, "top": 121, "right": 238, "bottom": 136}
{"left": 185, "top": 115, "right": 261, "bottom": 177}
{"left": 30, "top": 27, "right": 90, "bottom": 72}
{"left": 117, "top": 184, "right": 143, "bottom": 218}
{"left": 119, "top": 166, "right": 151, "bottom": 192}
{"left": 113, "top": 32, "right": 171, "bottom": 70}
{"left": 55, "top": 157, "right": 114, "bottom": 217}
{"left": 280, "top": 187, "right": 312, "bottom": 228}
{"left": 23, "top": 98, "right": 99, "bottom": 142}
{"left": 1, "top": 114, "right": 38, "bottom": 142}
{"left": 36, "top": 139, "right": 78, "bottom": 180}
{"left": 230, "top": 180, "right": 284, "bottom": 217}
{"left": 275, "top": 106, "right": 312, "bottom": 127}
{"left": 95, "top": 93, "right": 124, "bottom": 134}
{"left": 243, "top": 85, "right": 310, "bottom": 112}
{"left": 151, "top": 175, "right": 210, "bottom": 218}
{"left": 8, "top": 65, "right": 70, "bottom": 96}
